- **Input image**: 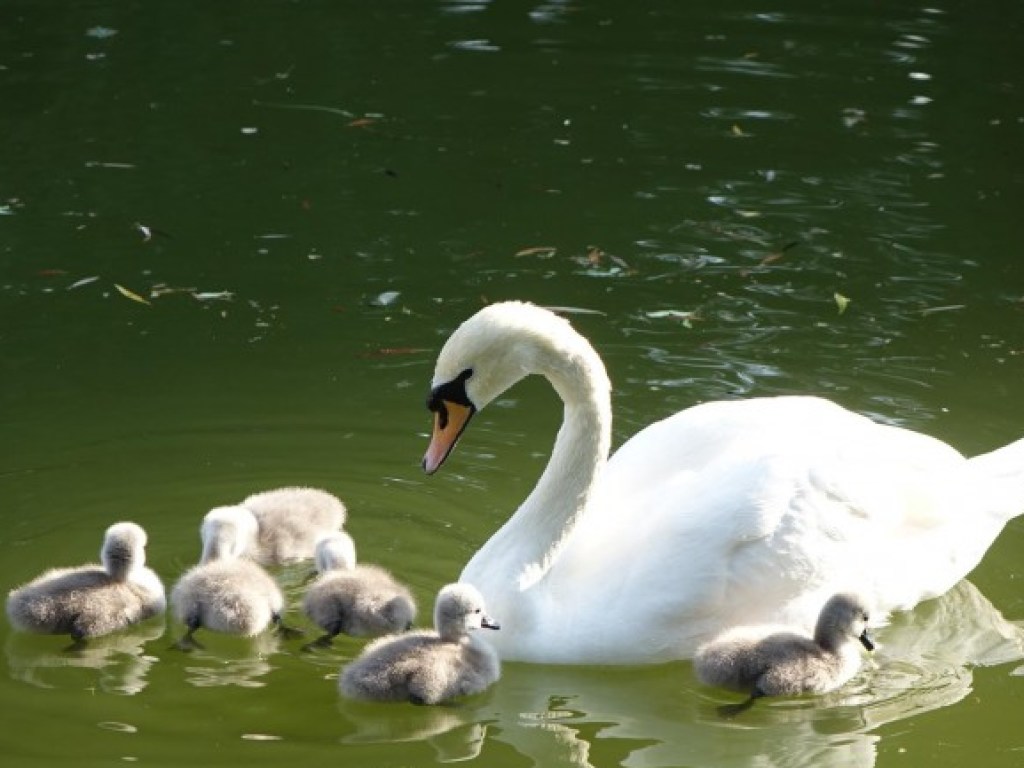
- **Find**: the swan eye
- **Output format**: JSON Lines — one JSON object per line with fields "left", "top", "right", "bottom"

{"left": 426, "top": 368, "right": 475, "bottom": 427}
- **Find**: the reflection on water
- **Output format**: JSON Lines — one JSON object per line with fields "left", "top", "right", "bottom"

{"left": 337, "top": 580, "right": 1021, "bottom": 768}
{"left": 342, "top": 703, "right": 488, "bottom": 763}
{"left": 5, "top": 620, "right": 164, "bottom": 696}
{"left": 177, "top": 632, "right": 281, "bottom": 689}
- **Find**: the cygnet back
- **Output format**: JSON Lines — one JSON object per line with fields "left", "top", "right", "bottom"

{"left": 338, "top": 582, "right": 501, "bottom": 705}
{"left": 694, "top": 592, "right": 874, "bottom": 714}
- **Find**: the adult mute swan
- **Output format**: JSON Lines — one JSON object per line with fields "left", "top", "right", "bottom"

{"left": 421, "top": 301, "right": 1024, "bottom": 664}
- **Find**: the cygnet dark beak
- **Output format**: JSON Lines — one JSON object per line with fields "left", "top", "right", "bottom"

{"left": 858, "top": 629, "right": 875, "bottom": 652}
{"left": 481, "top": 615, "right": 500, "bottom": 631}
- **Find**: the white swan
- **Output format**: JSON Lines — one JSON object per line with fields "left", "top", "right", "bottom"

{"left": 6, "top": 522, "right": 166, "bottom": 645}
{"left": 339, "top": 583, "right": 500, "bottom": 705}
{"left": 421, "top": 301, "right": 1024, "bottom": 664}
{"left": 694, "top": 593, "right": 874, "bottom": 715}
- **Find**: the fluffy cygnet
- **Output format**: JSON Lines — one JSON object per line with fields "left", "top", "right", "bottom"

{"left": 339, "top": 583, "right": 500, "bottom": 705}
{"left": 170, "top": 506, "right": 298, "bottom": 650}
{"left": 302, "top": 532, "right": 417, "bottom": 649}
{"left": 6, "top": 522, "right": 166, "bottom": 646}
{"left": 240, "top": 486, "right": 347, "bottom": 566}
{"left": 694, "top": 593, "right": 875, "bottom": 715}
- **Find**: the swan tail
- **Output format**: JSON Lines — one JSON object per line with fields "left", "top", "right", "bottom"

{"left": 967, "top": 435, "right": 1024, "bottom": 522}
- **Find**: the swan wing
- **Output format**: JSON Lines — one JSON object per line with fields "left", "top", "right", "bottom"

{"left": 546, "top": 397, "right": 977, "bottom": 657}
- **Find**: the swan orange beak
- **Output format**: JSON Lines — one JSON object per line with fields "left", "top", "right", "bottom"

{"left": 423, "top": 400, "right": 475, "bottom": 474}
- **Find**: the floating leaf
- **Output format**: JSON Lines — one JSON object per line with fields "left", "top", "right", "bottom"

{"left": 919, "top": 304, "right": 966, "bottom": 316}
{"left": 645, "top": 309, "right": 701, "bottom": 328}
{"left": 731, "top": 124, "right": 746, "bottom": 137}
{"left": 192, "top": 291, "right": 234, "bottom": 302}
{"left": 515, "top": 246, "right": 557, "bottom": 258}
{"left": 67, "top": 276, "right": 100, "bottom": 290}
{"left": 114, "top": 283, "right": 151, "bottom": 306}
{"left": 347, "top": 117, "right": 377, "bottom": 128}
{"left": 543, "top": 305, "right": 606, "bottom": 316}
{"left": 834, "top": 292, "right": 851, "bottom": 315}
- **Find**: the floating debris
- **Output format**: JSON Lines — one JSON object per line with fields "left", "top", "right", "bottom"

{"left": 759, "top": 240, "right": 801, "bottom": 267}
{"left": 252, "top": 99, "right": 354, "bottom": 118}
{"left": 543, "top": 305, "right": 606, "bottom": 316}
{"left": 67, "top": 276, "right": 100, "bottom": 290}
{"left": 371, "top": 290, "right": 401, "bottom": 307}
{"left": 919, "top": 304, "right": 966, "bottom": 316}
{"left": 192, "top": 291, "right": 234, "bottom": 302}
{"left": 834, "top": 292, "right": 851, "bottom": 315}
{"left": 645, "top": 309, "right": 701, "bottom": 328}
{"left": 85, "top": 26, "right": 118, "bottom": 39}
{"left": 515, "top": 246, "right": 557, "bottom": 258}
{"left": 114, "top": 283, "right": 151, "bottom": 306}
{"left": 84, "top": 161, "right": 135, "bottom": 169}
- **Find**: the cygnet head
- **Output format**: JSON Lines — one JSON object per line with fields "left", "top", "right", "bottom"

{"left": 815, "top": 593, "right": 874, "bottom": 652}
{"left": 101, "top": 522, "right": 148, "bottom": 581}
{"left": 199, "top": 505, "right": 258, "bottom": 564}
{"left": 434, "top": 583, "right": 500, "bottom": 642}
{"left": 314, "top": 532, "right": 357, "bottom": 573}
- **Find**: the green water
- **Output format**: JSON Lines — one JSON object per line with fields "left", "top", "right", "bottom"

{"left": 3, "top": 1, "right": 1024, "bottom": 766}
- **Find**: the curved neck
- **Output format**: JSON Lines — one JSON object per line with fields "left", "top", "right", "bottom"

{"left": 463, "top": 339, "right": 612, "bottom": 591}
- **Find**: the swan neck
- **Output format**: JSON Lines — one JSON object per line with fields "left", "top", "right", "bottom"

{"left": 467, "top": 344, "right": 612, "bottom": 591}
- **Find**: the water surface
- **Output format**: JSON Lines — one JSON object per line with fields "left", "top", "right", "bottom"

{"left": 3, "top": 1, "right": 1024, "bottom": 766}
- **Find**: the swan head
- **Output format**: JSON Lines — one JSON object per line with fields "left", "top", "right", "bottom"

{"left": 101, "top": 522, "right": 148, "bottom": 580}
{"left": 314, "top": 532, "right": 357, "bottom": 573}
{"left": 199, "top": 505, "right": 258, "bottom": 564}
{"left": 423, "top": 301, "right": 606, "bottom": 473}
{"left": 435, "top": 582, "right": 500, "bottom": 641}
{"left": 816, "top": 593, "right": 875, "bottom": 652}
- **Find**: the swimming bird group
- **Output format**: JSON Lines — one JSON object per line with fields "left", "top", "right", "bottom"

{"left": 7, "top": 301, "right": 1024, "bottom": 713}
{"left": 5, "top": 485, "right": 500, "bottom": 705}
